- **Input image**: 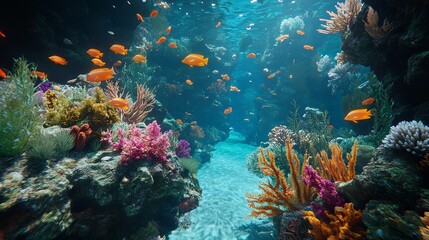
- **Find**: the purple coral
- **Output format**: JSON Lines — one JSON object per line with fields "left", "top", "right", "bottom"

{"left": 175, "top": 139, "right": 191, "bottom": 158}
{"left": 104, "top": 120, "right": 171, "bottom": 164}
{"left": 302, "top": 165, "right": 345, "bottom": 218}
{"left": 36, "top": 81, "right": 52, "bottom": 93}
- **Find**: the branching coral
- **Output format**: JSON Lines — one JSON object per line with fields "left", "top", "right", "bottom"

{"left": 104, "top": 120, "right": 171, "bottom": 164}
{"left": 0, "top": 58, "right": 42, "bottom": 157}
{"left": 316, "top": 141, "right": 358, "bottom": 182}
{"left": 175, "top": 140, "right": 191, "bottom": 158}
{"left": 318, "top": 0, "right": 363, "bottom": 34}
{"left": 382, "top": 120, "right": 429, "bottom": 157}
{"left": 268, "top": 125, "right": 298, "bottom": 146}
{"left": 246, "top": 138, "right": 315, "bottom": 217}
{"left": 364, "top": 7, "right": 393, "bottom": 39}
{"left": 420, "top": 212, "right": 429, "bottom": 240}
{"left": 303, "top": 203, "right": 366, "bottom": 240}
{"left": 71, "top": 124, "right": 92, "bottom": 151}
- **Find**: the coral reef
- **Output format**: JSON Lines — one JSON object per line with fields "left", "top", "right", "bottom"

{"left": 382, "top": 120, "right": 429, "bottom": 157}
{"left": 175, "top": 140, "right": 191, "bottom": 158}
{"left": 317, "top": 0, "right": 363, "bottom": 34}
{"left": 421, "top": 212, "right": 429, "bottom": 240}
{"left": 0, "top": 58, "right": 42, "bottom": 157}
{"left": 178, "top": 157, "right": 200, "bottom": 175}
{"left": 26, "top": 126, "right": 74, "bottom": 161}
{"left": 280, "top": 16, "right": 305, "bottom": 33}
{"left": 70, "top": 123, "right": 92, "bottom": 151}
{"left": 268, "top": 125, "right": 298, "bottom": 147}
{"left": 303, "top": 203, "right": 366, "bottom": 240}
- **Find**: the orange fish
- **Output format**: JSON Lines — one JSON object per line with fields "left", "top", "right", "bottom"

{"left": 49, "top": 55, "right": 67, "bottom": 65}
{"left": 136, "top": 13, "right": 144, "bottom": 22}
{"left": 110, "top": 44, "right": 128, "bottom": 55}
{"left": 296, "top": 30, "right": 305, "bottom": 35}
{"left": 31, "top": 71, "right": 48, "bottom": 79}
{"left": 303, "top": 45, "right": 314, "bottom": 50}
{"left": 157, "top": 36, "right": 166, "bottom": 45}
{"left": 224, "top": 107, "right": 232, "bottom": 115}
{"left": 150, "top": 10, "right": 159, "bottom": 18}
{"left": 86, "top": 67, "right": 116, "bottom": 82}
{"left": 109, "top": 97, "right": 129, "bottom": 111}
{"left": 344, "top": 109, "right": 372, "bottom": 123}
{"left": 176, "top": 119, "right": 183, "bottom": 125}
{"left": 221, "top": 74, "right": 230, "bottom": 81}
{"left": 0, "top": 69, "right": 7, "bottom": 78}
{"left": 91, "top": 58, "right": 106, "bottom": 67}
{"left": 182, "top": 54, "right": 209, "bottom": 67}
{"left": 166, "top": 26, "right": 172, "bottom": 35}
{"left": 328, "top": 124, "right": 334, "bottom": 129}
{"left": 86, "top": 49, "right": 103, "bottom": 58}
{"left": 168, "top": 42, "right": 177, "bottom": 48}
{"left": 247, "top": 53, "right": 256, "bottom": 58}
{"left": 267, "top": 73, "right": 275, "bottom": 79}
{"left": 133, "top": 54, "right": 146, "bottom": 63}
{"left": 216, "top": 21, "right": 222, "bottom": 28}
{"left": 276, "top": 34, "right": 289, "bottom": 42}
{"left": 230, "top": 86, "right": 240, "bottom": 92}
{"left": 0, "top": 31, "right": 6, "bottom": 38}
{"left": 185, "top": 79, "right": 193, "bottom": 85}
{"left": 113, "top": 60, "right": 122, "bottom": 67}
{"left": 362, "top": 97, "right": 375, "bottom": 106}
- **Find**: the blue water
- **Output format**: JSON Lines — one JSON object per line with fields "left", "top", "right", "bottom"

{"left": 169, "top": 131, "right": 272, "bottom": 239}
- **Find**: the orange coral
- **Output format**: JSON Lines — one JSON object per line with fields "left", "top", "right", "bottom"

{"left": 245, "top": 137, "right": 315, "bottom": 217}
{"left": 316, "top": 140, "right": 358, "bottom": 182}
{"left": 304, "top": 202, "right": 366, "bottom": 240}
{"left": 421, "top": 212, "right": 429, "bottom": 240}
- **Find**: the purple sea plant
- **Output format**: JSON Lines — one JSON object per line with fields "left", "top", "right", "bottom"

{"left": 302, "top": 165, "right": 345, "bottom": 218}
{"left": 175, "top": 139, "right": 191, "bottom": 158}
{"left": 36, "top": 81, "right": 52, "bottom": 93}
{"left": 104, "top": 120, "right": 171, "bottom": 164}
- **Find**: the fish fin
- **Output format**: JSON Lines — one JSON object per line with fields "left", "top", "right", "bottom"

{"left": 353, "top": 120, "right": 358, "bottom": 123}
{"left": 204, "top": 57, "right": 209, "bottom": 65}
{"left": 110, "top": 67, "right": 116, "bottom": 75}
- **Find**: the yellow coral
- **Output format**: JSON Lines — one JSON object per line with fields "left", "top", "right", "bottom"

{"left": 421, "top": 212, "right": 429, "bottom": 240}
{"left": 304, "top": 203, "right": 366, "bottom": 240}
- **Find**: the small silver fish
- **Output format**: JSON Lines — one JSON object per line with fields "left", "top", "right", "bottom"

{"left": 63, "top": 38, "right": 73, "bottom": 45}
{"left": 107, "top": 31, "right": 115, "bottom": 35}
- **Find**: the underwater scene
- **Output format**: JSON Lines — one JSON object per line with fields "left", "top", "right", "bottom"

{"left": 1, "top": 0, "right": 429, "bottom": 239}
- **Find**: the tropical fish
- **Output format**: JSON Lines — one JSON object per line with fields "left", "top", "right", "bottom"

{"left": 157, "top": 36, "right": 167, "bottom": 45}
{"left": 185, "top": 112, "right": 192, "bottom": 116}
{"left": 110, "top": 44, "right": 128, "bottom": 55}
{"left": 344, "top": 109, "right": 372, "bottom": 123}
{"left": 289, "top": 74, "right": 293, "bottom": 79}
{"left": 217, "top": 79, "right": 223, "bottom": 84}
{"left": 49, "top": 55, "right": 68, "bottom": 65}
{"left": 132, "top": 54, "right": 146, "bottom": 63}
{"left": 276, "top": 34, "right": 289, "bottom": 42}
{"left": 247, "top": 53, "right": 256, "bottom": 58}
{"left": 303, "top": 45, "right": 314, "bottom": 50}
{"left": 136, "top": 13, "right": 144, "bottom": 22}
{"left": 296, "top": 30, "right": 305, "bottom": 35}
{"left": 176, "top": 119, "right": 183, "bottom": 125}
{"left": 216, "top": 21, "right": 222, "bottom": 28}
{"left": 107, "top": 31, "right": 115, "bottom": 35}
{"left": 86, "top": 67, "right": 116, "bottom": 82}
{"left": 109, "top": 97, "right": 129, "bottom": 110}
{"left": 267, "top": 70, "right": 280, "bottom": 79}
{"left": 31, "top": 71, "right": 48, "bottom": 79}
{"left": 362, "top": 97, "right": 375, "bottom": 106}
{"left": 0, "top": 69, "right": 7, "bottom": 78}
{"left": 224, "top": 107, "right": 232, "bottom": 115}
{"left": 230, "top": 86, "right": 240, "bottom": 92}
{"left": 0, "top": 31, "right": 6, "bottom": 38}
{"left": 244, "top": 118, "right": 250, "bottom": 122}
{"left": 150, "top": 10, "right": 159, "bottom": 18}
{"left": 113, "top": 60, "right": 122, "bottom": 67}
{"left": 182, "top": 54, "right": 209, "bottom": 67}
{"left": 91, "top": 58, "right": 106, "bottom": 66}
{"left": 185, "top": 79, "right": 193, "bottom": 85}
{"left": 63, "top": 38, "right": 73, "bottom": 45}
{"left": 168, "top": 42, "right": 177, "bottom": 48}
{"left": 166, "top": 26, "right": 172, "bottom": 35}
{"left": 221, "top": 74, "right": 230, "bottom": 81}
{"left": 86, "top": 49, "right": 104, "bottom": 58}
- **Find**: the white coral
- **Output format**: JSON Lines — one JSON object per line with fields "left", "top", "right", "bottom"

{"left": 280, "top": 16, "right": 305, "bottom": 33}
{"left": 382, "top": 120, "right": 429, "bottom": 156}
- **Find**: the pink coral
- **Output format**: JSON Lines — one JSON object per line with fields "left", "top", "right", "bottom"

{"left": 105, "top": 121, "right": 171, "bottom": 164}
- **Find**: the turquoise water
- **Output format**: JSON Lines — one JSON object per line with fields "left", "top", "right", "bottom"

{"left": 169, "top": 131, "right": 272, "bottom": 239}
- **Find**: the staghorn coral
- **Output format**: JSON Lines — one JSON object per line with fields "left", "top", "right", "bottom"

{"left": 245, "top": 138, "right": 315, "bottom": 217}
{"left": 317, "top": 0, "right": 363, "bottom": 34}
{"left": 364, "top": 7, "right": 393, "bottom": 40}
{"left": 316, "top": 141, "right": 358, "bottom": 182}
{"left": 104, "top": 120, "right": 171, "bottom": 164}
{"left": 0, "top": 58, "right": 42, "bottom": 157}
{"left": 382, "top": 120, "right": 429, "bottom": 157}
{"left": 71, "top": 124, "right": 92, "bottom": 151}
{"left": 421, "top": 212, "right": 429, "bottom": 240}
{"left": 302, "top": 165, "right": 345, "bottom": 218}
{"left": 303, "top": 203, "right": 366, "bottom": 240}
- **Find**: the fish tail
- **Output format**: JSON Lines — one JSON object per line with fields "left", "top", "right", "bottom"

{"left": 204, "top": 57, "right": 209, "bottom": 65}
{"left": 100, "top": 53, "right": 104, "bottom": 58}
{"left": 110, "top": 67, "right": 116, "bottom": 75}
